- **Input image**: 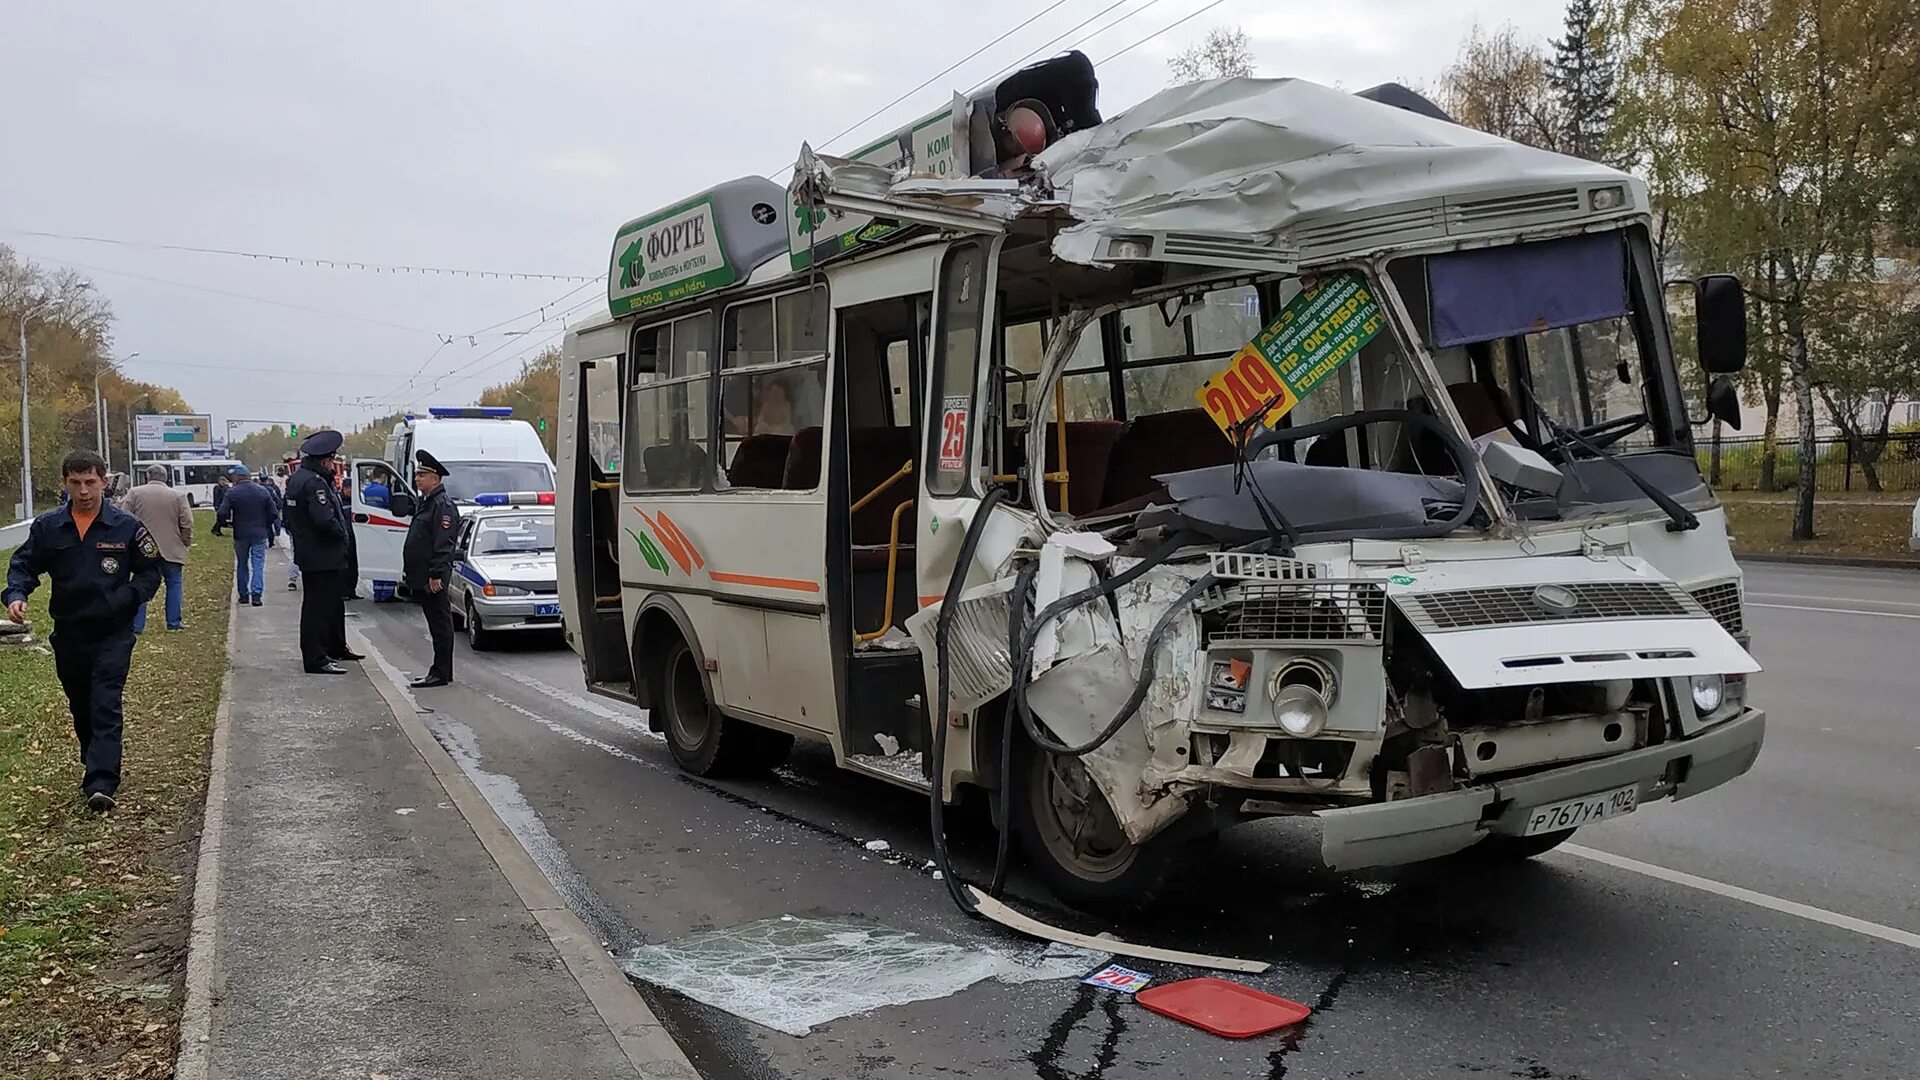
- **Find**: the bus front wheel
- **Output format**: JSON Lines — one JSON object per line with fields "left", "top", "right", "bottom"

{"left": 1011, "top": 742, "right": 1177, "bottom": 914}
{"left": 657, "top": 638, "right": 791, "bottom": 777}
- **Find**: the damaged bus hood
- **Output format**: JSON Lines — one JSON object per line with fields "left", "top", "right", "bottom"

{"left": 1382, "top": 556, "right": 1757, "bottom": 689}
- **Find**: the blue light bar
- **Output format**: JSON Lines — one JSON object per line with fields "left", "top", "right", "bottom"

{"left": 428, "top": 406, "right": 513, "bottom": 418}
{"left": 472, "top": 491, "right": 555, "bottom": 506}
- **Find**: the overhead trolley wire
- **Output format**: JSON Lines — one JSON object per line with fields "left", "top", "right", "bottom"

{"left": 1, "top": 227, "right": 602, "bottom": 282}
{"left": 1096, "top": 0, "right": 1238, "bottom": 64}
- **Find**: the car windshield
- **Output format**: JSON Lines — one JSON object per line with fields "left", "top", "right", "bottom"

{"left": 441, "top": 461, "right": 554, "bottom": 502}
{"left": 473, "top": 514, "right": 555, "bottom": 554}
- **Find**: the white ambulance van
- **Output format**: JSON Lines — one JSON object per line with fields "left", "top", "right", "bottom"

{"left": 348, "top": 406, "right": 557, "bottom": 599}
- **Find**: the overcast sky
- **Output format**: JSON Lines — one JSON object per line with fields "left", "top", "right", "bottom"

{"left": 1, "top": 0, "right": 1562, "bottom": 439}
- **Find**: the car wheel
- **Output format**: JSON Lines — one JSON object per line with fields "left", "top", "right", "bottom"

{"left": 1011, "top": 740, "right": 1179, "bottom": 914}
{"left": 656, "top": 637, "right": 792, "bottom": 777}
{"left": 466, "top": 600, "right": 492, "bottom": 651}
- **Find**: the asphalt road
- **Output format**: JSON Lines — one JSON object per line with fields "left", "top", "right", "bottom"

{"left": 344, "top": 561, "right": 1919, "bottom": 1080}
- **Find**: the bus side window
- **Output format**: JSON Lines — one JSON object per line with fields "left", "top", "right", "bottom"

{"left": 716, "top": 286, "right": 828, "bottom": 490}
{"left": 623, "top": 312, "right": 713, "bottom": 493}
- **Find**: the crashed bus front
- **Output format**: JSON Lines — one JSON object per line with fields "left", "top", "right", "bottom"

{"left": 847, "top": 74, "right": 1769, "bottom": 908}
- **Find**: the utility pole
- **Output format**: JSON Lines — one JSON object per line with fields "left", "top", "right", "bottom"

{"left": 97, "top": 351, "right": 137, "bottom": 456}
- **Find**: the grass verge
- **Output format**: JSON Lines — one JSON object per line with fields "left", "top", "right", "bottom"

{"left": 1721, "top": 493, "right": 1920, "bottom": 563}
{"left": 1, "top": 519, "right": 233, "bottom": 1078}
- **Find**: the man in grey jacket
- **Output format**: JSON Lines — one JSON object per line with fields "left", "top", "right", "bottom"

{"left": 120, "top": 465, "right": 195, "bottom": 632}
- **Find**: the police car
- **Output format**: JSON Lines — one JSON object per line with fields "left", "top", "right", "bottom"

{"left": 447, "top": 496, "right": 561, "bottom": 649}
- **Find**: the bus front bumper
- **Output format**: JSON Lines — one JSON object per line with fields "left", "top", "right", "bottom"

{"left": 1317, "top": 708, "right": 1766, "bottom": 871}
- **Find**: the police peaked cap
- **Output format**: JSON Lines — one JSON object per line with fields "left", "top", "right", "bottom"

{"left": 414, "top": 449, "right": 450, "bottom": 477}
{"left": 299, "top": 429, "right": 345, "bottom": 457}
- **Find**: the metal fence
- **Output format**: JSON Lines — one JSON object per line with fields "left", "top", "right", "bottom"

{"left": 1699, "top": 433, "right": 1920, "bottom": 493}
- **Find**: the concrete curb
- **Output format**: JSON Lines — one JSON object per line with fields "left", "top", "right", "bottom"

{"left": 348, "top": 626, "right": 700, "bottom": 1080}
{"left": 1738, "top": 553, "right": 1920, "bottom": 571}
{"left": 174, "top": 591, "right": 239, "bottom": 1080}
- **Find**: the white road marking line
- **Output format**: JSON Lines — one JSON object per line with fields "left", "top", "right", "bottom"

{"left": 493, "top": 669, "right": 662, "bottom": 741}
{"left": 1747, "top": 591, "right": 1920, "bottom": 610}
{"left": 1559, "top": 844, "right": 1920, "bottom": 950}
{"left": 1749, "top": 602, "right": 1920, "bottom": 621}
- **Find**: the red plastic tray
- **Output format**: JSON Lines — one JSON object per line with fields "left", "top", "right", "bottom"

{"left": 1135, "top": 977, "right": 1312, "bottom": 1038}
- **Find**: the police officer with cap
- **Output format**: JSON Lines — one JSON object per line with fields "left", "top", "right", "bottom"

{"left": 282, "top": 429, "right": 362, "bottom": 673}
{"left": 403, "top": 449, "right": 460, "bottom": 688}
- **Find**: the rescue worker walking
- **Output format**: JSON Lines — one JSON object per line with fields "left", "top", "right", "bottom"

{"left": 403, "top": 450, "right": 460, "bottom": 688}
{"left": 4, "top": 450, "right": 164, "bottom": 811}
{"left": 281, "top": 431, "right": 362, "bottom": 673}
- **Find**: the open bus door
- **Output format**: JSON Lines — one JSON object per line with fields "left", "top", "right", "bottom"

{"left": 558, "top": 332, "right": 631, "bottom": 690}
{"left": 349, "top": 459, "right": 414, "bottom": 600}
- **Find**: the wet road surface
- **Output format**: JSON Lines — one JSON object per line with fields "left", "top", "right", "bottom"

{"left": 345, "top": 561, "right": 1918, "bottom": 1079}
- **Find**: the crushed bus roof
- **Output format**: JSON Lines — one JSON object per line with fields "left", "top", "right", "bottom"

{"left": 1036, "top": 76, "right": 1647, "bottom": 268}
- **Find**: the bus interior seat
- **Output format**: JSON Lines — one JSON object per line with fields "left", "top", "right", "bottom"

{"left": 782, "top": 427, "right": 824, "bottom": 489}
{"left": 642, "top": 442, "right": 709, "bottom": 490}
{"left": 1002, "top": 419, "right": 1125, "bottom": 516}
{"left": 1097, "top": 408, "right": 1239, "bottom": 510}
{"left": 847, "top": 426, "right": 918, "bottom": 572}
{"left": 727, "top": 433, "right": 793, "bottom": 489}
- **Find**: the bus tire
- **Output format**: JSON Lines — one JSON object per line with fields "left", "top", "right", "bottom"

{"left": 1011, "top": 740, "right": 1177, "bottom": 914}
{"left": 657, "top": 637, "right": 791, "bottom": 777}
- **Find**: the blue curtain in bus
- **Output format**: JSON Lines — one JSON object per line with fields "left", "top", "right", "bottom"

{"left": 1427, "top": 232, "right": 1628, "bottom": 348}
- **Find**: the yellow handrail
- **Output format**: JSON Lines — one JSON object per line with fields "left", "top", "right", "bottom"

{"left": 851, "top": 459, "right": 913, "bottom": 514}
{"left": 855, "top": 499, "right": 916, "bottom": 644}
{"left": 1053, "top": 373, "right": 1070, "bottom": 514}
{"left": 590, "top": 478, "right": 621, "bottom": 490}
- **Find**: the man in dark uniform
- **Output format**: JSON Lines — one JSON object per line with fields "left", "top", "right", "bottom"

{"left": 5, "top": 450, "right": 164, "bottom": 812}
{"left": 281, "top": 431, "right": 363, "bottom": 674}
{"left": 403, "top": 450, "right": 460, "bottom": 688}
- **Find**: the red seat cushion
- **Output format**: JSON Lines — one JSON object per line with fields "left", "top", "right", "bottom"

{"left": 727, "top": 433, "right": 793, "bottom": 489}
{"left": 1101, "top": 409, "right": 1238, "bottom": 506}
{"left": 782, "top": 426, "right": 825, "bottom": 490}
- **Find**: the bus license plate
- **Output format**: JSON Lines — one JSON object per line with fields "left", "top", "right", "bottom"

{"left": 1523, "top": 784, "right": 1638, "bottom": 836}
{"left": 535, "top": 603, "right": 560, "bottom": 616}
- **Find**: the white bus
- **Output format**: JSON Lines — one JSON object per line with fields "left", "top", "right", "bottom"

{"left": 557, "top": 54, "right": 1765, "bottom": 912}
{"left": 134, "top": 457, "right": 244, "bottom": 508}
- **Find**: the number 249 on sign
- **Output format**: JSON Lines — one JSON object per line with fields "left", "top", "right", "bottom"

{"left": 1197, "top": 349, "right": 1296, "bottom": 436}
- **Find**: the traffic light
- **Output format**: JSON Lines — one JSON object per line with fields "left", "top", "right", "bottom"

{"left": 288, "top": 424, "right": 298, "bottom": 437}
{"left": 537, "top": 416, "right": 547, "bottom": 432}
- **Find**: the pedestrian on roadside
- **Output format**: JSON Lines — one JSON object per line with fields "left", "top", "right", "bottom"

{"left": 281, "top": 431, "right": 363, "bottom": 674}
{"left": 213, "top": 466, "right": 280, "bottom": 607}
{"left": 403, "top": 451, "right": 460, "bottom": 689}
{"left": 335, "top": 460, "right": 364, "bottom": 602}
{"left": 4, "top": 450, "right": 164, "bottom": 812}
{"left": 212, "top": 473, "right": 233, "bottom": 515}
{"left": 280, "top": 457, "right": 302, "bottom": 591}
{"left": 120, "top": 464, "right": 194, "bottom": 633}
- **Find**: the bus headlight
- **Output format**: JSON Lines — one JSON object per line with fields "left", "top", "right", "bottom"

{"left": 1690, "top": 674, "right": 1724, "bottom": 715}
{"left": 1590, "top": 184, "right": 1627, "bottom": 210}
{"left": 1269, "top": 657, "right": 1337, "bottom": 737}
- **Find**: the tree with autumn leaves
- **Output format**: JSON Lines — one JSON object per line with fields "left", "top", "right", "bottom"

{"left": 1612, "top": 0, "right": 1920, "bottom": 535}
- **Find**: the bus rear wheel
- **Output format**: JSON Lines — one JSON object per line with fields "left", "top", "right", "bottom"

{"left": 1012, "top": 743, "right": 1176, "bottom": 914}
{"left": 657, "top": 638, "right": 792, "bottom": 777}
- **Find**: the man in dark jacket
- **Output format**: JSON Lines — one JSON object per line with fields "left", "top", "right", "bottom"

{"left": 282, "top": 431, "right": 362, "bottom": 674}
{"left": 214, "top": 466, "right": 281, "bottom": 607}
{"left": 4, "top": 450, "right": 164, "bottom": 811}
{"left": 403, "top": 450, "right": 460, "bottom": 688}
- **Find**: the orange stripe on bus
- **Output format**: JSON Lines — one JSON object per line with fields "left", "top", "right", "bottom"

{"left": 708, "top": 571, "right": 821, "bottom": 593}
{"left": 918, "top": 595, "right": 945, "bottom": 607}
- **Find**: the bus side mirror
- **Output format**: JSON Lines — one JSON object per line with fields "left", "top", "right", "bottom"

{"left": 1695, "top": 274, "right": 1747, "bottom": 374}
{"left": 1705, "top": 375, "right": 1742, "bottom": 431}
{"left": 389, "top": 492, "right": 417, "bottom": 517}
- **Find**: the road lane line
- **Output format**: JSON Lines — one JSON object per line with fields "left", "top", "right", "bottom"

{"left": 1749, "top": 602, "right": 1920, "bottom": 621}
{"left": 1559, "top": 844, "right": 1920, "bottom": 950}
{"left": 1747, "top": 591, "right": 1920, "bottom": 611}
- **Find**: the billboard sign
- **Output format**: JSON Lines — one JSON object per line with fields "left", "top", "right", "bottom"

{"left": 135, "top": 414, "right": 214, "bottom": 454}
